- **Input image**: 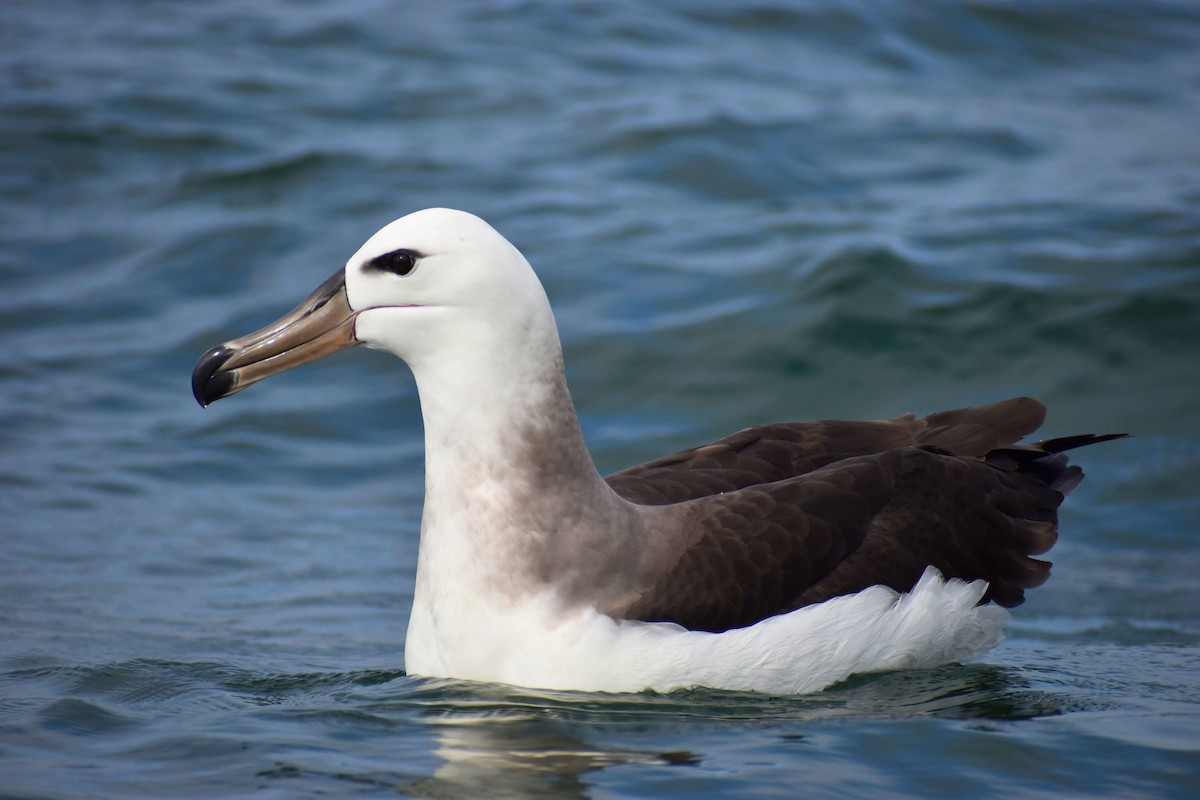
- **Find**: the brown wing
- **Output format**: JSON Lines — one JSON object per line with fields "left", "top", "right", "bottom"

{"left": 604, "top": 397, "right": 1046, "bottom": 505}
{"left": 617, "top": 443, "right": 1073, "bottom": 633}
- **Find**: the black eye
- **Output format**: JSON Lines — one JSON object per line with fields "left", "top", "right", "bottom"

{"left": 371, "top": 249, "right": 418, "bottom": 276}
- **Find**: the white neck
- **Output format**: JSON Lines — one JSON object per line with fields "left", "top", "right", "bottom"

{"left": 414, "top": 315, "right": 605, "bottom": 543}
{"left": 401, "top": 297, "right": 645, "bottom": 675}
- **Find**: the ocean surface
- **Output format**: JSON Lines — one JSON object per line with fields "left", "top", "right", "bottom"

{"left": 2, "top": 1, "right": 1199, "bottom": 797}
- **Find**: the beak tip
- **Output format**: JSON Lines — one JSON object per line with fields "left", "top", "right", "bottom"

{"left": 192, "top": 345, "right": 236, "bottom": 407}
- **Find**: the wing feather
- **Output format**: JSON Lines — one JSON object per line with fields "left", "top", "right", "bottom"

{"left": 603, "top": 398, "right": 1118, "bottom": 633}
{"left": 605, "top": 397, "right": 1046, "bottom": 504}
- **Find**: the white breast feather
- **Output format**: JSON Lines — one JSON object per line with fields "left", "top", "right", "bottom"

{"left": 406, "top": 567, "right": 1009, "bottom": 694}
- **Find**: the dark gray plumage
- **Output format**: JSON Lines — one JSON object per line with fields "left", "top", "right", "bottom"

{"left": 603, "top": 397, "right": 1124, "bottom": 633}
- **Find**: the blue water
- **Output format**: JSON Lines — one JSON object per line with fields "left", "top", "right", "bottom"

{"left": 3, "top": 1, "right": 1199, "bottom": 797}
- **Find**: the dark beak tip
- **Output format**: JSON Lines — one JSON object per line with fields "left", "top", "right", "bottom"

{"left": 192, "top": 345, "right": 236, "bottom": 407}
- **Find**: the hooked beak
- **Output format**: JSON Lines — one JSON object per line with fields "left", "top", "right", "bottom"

{"left": 192, "top": 269, "right": 360, "bottom": 407}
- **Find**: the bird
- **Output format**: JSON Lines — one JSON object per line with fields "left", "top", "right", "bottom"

{"left": 192, "top": 208, "right": 1123, "bottom": 694}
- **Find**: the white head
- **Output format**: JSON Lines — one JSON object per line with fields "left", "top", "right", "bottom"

{"left": 346, "top": 209, "right": 554, "bottom": 371}
{"left": 192, "top": 208, "right": 559, "bottom": 406}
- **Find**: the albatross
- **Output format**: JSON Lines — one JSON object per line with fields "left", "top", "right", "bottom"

{"left": 192, "top": 208, "right": 1122, "bottom": 694}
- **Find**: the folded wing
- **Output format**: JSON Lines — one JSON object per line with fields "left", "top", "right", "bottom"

{"left": 603, "top": 397, "right": 1122, "bottom": 633}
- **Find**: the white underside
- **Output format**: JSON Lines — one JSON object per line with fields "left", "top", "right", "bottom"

{"left": 404, "top": 567, "right": 1010, "bottom": 695}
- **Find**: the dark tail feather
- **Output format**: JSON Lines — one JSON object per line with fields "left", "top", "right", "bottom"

{"left": 1036, "top": 432, "right": 1129, "bottom": 454}
{"left": 986, "top": 432, "right": 1127, "bottom": 495}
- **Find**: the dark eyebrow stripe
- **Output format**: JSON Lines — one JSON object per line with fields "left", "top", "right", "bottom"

{"left": 365, "top": 248, "right": 425, "bottom": 272}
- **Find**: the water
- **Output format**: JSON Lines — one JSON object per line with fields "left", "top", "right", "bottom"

{"left": 2, "top": 1, "right": 1199, "bottom": 796}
